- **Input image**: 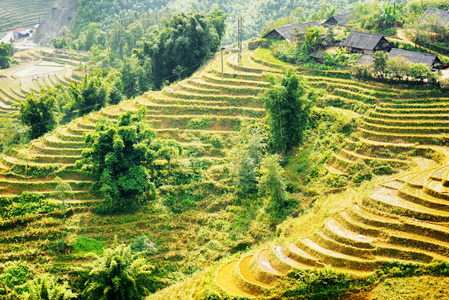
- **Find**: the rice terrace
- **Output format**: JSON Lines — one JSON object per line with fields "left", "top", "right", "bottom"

{"left": 0, "top": 0, "right": 449, "bottom": 299}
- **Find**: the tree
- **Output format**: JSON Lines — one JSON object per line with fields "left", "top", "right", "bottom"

{"left": 408, "top": 62, "right": 430, "bottom": 82}
{"left": 373, "top": 51, "right": 388, "bottom": 77}
{"left": 380, "top": 1, "right": 399, "bottom": 28}
{"left": 82, "top": 244, "right": 156, "bottom": 300}
{"left": 0, "top": 116, "right": 27, "bottom": 154}
{"left": 257, "top": 154, "right": 289, "bottom": 219}
{"left": 19, "top": 87, "right": 58, "bottom": 139}
{"left": 25, "top": 275, "right": 76, "bottom": 300}
{"left": 386, "top": 55, "right": 410, "bottom": 80}
{"left": 0, "top": 42, "right": 11, "bottom": 69}
{"left": 262, "top": 68, "right": 317, "bottom": 154}
{"left": 229, "top": 124, "right": 266, "bottom": 195}
{"left": 119, "top": 55, "right": 152, "bottom": 99}
{"left": 69, "top": 71, "right": 108, "bottom": 116}
{"left": 109, "top": 20, "right": 127, "bottom": 58}
{"left": 78, "top": 108, "right": 181, "bottom": 213}
{"left": 144, "top": 10, "right": 227, "bottom": 88}
{"left": 296, "top": 26, "right": 323, "bottom": 54}
{"left": 83, "top": 23, "right": 102, "bottom": 51}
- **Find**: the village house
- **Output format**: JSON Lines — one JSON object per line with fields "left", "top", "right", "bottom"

{"left": 322, "top": 13, "right": 352, "bottom": 27}
{"left": 262, "top": 20, "right": 322, "bottom": 42}
{"left": 420, "top": 7, "right": 449, "bottom": 28}
{"left": 388, "top": 48, "right": 443, "bottom": 69}
{"left": 342, "top": 31, "right": 391, "bottom": 54}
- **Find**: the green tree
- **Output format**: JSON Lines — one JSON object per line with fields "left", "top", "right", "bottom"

{"left": 19, "top": 87, "right": 58, "bottom": 139}
{"left": 119, "top": 55, "right": 152, "bottom": 99}
{"left": 82, "top": 244, "right": 156, "bottom": 300}
{"left": 408, "top": 62, "right": 430, "bottom": 82}
{"left": 229, "top": 124, "right": 266, "bottom": 194}
{"left": 83, "top": 23, "right": 102, "bottom": 51}
{"left": 144, "top": 10, "right": 226, "bottom": 88}
{"left": 0, "top": 116, "right": 28, "bottom": 154}
{"left": 0, "top": 42, "right": 11, "bottom": 69}
{"left": 25, "top": 274, "right": 76, "bottom": 300}
{"left": 296, "top": 25, "right": 323, "bottom": 54}
{"left": 380, "top": 1, "right": 400, "bottom": 28}
{"left": 78, "top": 108, "right": 179, "bottom": 213}
{"left": 386, "top": 55, "right": 410, "bottom": 80}
{"left": 262, "top": 69, "right": 316, "bottom": 154}
{"left": 69, "top": 71, "right": 108, "bottom": 116}
{"left": 109, "top": 20, "right": 127, "bottom": 58}
{"left": 104, "top": 68, "right": 124, "bottom": 105}
{"left": 373, "top": 51, "right": 388, "bottom": 77}
{"left": 257, "top": 154, "right": 289, "bottom": 219}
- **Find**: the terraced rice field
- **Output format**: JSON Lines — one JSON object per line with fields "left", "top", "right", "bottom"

{"left": 0, "top": 48, "right": 84, "bottom": 118}
{"left": 0, "top": 0, "right": 54, "bottom": 36}
{"left": 3, "top": 46, "right": 449, "bottom": 298}
{"left": 1, "top": 48, "right": 395, "bottom": 203}
{"left": 204, "top": 161, "right": 449, "bottom": 299}
{"left": 326, "top": 92, "right": 449, "bottom": 176}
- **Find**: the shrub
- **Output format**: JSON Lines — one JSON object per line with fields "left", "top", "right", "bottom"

{"left": 24, "top": 274, "right": 76, "bottom": 300}
{"left": 82, "top": 244, "right": 158, "bottom": 299}
{"left": 0, "top": 261, "right": 34, "bottom": 294}
{"left": 19, "top": 87, "right": 58, "bottom": 139}
{"left": 78, "top": 108, "right": 181, "bottom": 214}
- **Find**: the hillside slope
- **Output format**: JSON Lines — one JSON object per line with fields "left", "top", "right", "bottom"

{"left": 2, "top": 47, "right": 449, "bottom": 298}
{"left": 0, "top": 0, "right": 55, "bottom": 37}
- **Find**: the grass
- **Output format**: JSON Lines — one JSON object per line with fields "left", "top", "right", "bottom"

{"left": 369, "top": 276, "right": 449, "bottom": 300}
{"left": 72, "top": 236, "right": 107, "bottom": 256}
{"left": 3, "top": 45, "right": 449, "bottom": 300}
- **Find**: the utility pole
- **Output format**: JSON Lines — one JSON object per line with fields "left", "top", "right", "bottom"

{"left": 237, "top": 16, "right": 243, "bottom": 65}
{"left": 221, "top": 46, "right": 225, "bottom": 81}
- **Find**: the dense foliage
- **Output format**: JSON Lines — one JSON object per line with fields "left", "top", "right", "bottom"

{"left": 142, "top": 9, "right": 226, "bottom": 88}
{"left": 229, "top": 124, "right": 266, "bottom": 195}
{"left": 19, "top": 87, "right": 58, "bottom": 139}
{"left": 72, "top": 0, "right": 170, "bottom": 35}
{"left": 25, "top": 275, "right": 76, "bottom": 300}
{"left": 262, "top": 69, "right": 318, "bottom": 154}
{"left": 0, "top": 42, "right": 11, "bottom": 69}
{"left": 0, "top": 117, "right": 27, "bottom": 154}
{"left": 71, "top": 0, "right": 362, "bottom": 45}
{"left": 82, "top": 244, "right": 157, "bottom": 300}
{"left": 78, "top": 108, "right": 181, "bottom": 213}
{"left": 352, "top": 52, "right": 434, "bottom": 84}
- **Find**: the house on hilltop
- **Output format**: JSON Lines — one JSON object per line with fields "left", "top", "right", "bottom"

{"left": 322, "top": 13, "right": 352, "bottom": 27}
{"left": 389, "top": 48, "right": 443, "bottom": 69}
{"left": 262, "top": 20, "right": 322, "bottom": 42}
{"left": 420, "top": 7, "right": 449, "bottom": 27}
{"left": 342, "top": 31, "right": 391, "bottom": 54}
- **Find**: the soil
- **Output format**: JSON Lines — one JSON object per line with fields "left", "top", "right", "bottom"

{"left": 33, "top": 0, "right": 77, "bottom": 46}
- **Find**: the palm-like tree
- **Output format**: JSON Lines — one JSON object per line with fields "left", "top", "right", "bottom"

{"left": 26, "top": 275, "right": 76, "bottom": 300}
{"left": 299, "top": 26, "right": 323, "bottom": 54}
{"left": 380, "top": 1, "right": 399, "bottom": 28}
{"left": 82, "top": 244, "right": 156, "bottom": 300}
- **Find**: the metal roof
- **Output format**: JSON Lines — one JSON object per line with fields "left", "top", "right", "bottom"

{"left": 342, "top": 31, "right": 386, "bottom": 50}
{"left": 388, "top": 48, "right": 441, "bottom": 67}
{"left": 421, "top": 7, "right": 449, "bottom": 27}
{"left": 264, "top": 20, "right": 322, "bottom": 42}
{"left": 323, "top": 13, "right": 352, "bottom": 26}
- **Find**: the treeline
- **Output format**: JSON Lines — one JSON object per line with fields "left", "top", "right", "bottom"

{"left": 54, "top": 9, "right": 226, "bottom": 87}
{"left": 70, "top": 0, "right": 365, "bottom": 45}
{"left": 72, "top": 0, "right": 171, "bottom": 35}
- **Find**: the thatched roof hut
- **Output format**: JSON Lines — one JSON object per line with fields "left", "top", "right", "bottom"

{"left": 389, "top": 48, "right": 443, "bottom": 69}
{"left": 262, "top": 20, "right": 322, "bottom": 42}
{"left": 421, "top": 7, "right": 449, "bottom": 27}
{"left": 322, "top": 13, "right": 352, "bottom": 27}
{"left": 342, "top": 31, "right": 391, "bottom": 54}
